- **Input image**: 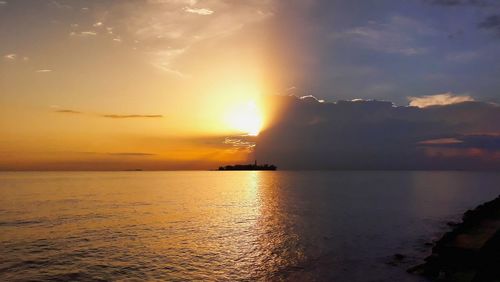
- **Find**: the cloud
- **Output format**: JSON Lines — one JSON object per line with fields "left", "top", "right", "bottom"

{"left": 80, "top": 152, "right": 157, "bottom": 156}
{"left": 80, "top": 31, "right": 97, "bottom": 36}
{"left": 419, "top": 134, "right": 500, "bottom": 149}
{"left": 70, "top": 31, "right": 97, "bottom": 37}
{"left": 418, "top": 137, "right": 464, "bottom": 145}
{"left": 53, "top": 108, "right": 163, "bottom": 119}
{"left": 106, "top": 152, "right": 156, "bottom": 156}
{"left": 101, "top": 114, "right": 163, "bottom": 119}
{"left": 0, "top": 1, "right": 7, "bottom": 6}
{"left": 3, "top": 53, "right": 16, "bottom": 60}
{"left": 408, "top": 92, "right": 475, "bottom": 107}
{"left": 224, "top": 136, "right": 256, "bottom": 148}
{"left": 104, "top": 0, "right": 273, "bottom": 77}
{"left": 184, "top": 7, "right": 214, "bottom": 15}
{"left": 35, "top": 69, "right": 52, "bottom": 73}
{"left": 449, "top": 134, "right": 500, "bottom": 149}
{"left": 445, "top": 51, "right": 479, "bottom": 62}
{"left": 425, "top": 0, "right": 499, "bottom": 6}
{"left": 153, "top": 64, "right": 188, "bottom": 78}
{"left": 3, "top": 54, "right": 29, "bottom": 63}
{"left": 255, "top": 95, "right": 500, "bottom": 170}
{"left": 334, "top": 16, "right": 435, "bottom": 56}
{"left": 150, "top": 48, "right": 190, "bottom": 77}
{"left": 54, "top": 109, "right": 82, "bottom": 114}
{"left": 426, "top": 0, "right": 486, "bottom": 6}
{"left": 49, "top": 0, "right": 72, "bottom": 9}
{"left": 478, "top": 14, "right": 500, "bottom": 37}
{"left": 419, "top": 134, "right": 500, "bottom": 163}
{"left": 427, "top": 0, "right": 464, "bottom": 5}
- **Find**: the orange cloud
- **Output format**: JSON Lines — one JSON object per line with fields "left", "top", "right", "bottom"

{"left": 408, "top": 92, "right": 475, "bottom": 108}
{"left": 418, "top": 138, "right": 463, "bottom": 145}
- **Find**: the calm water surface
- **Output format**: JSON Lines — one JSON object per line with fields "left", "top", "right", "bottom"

{"left": 1, "top": 171, "right": 499, "bottom": 281}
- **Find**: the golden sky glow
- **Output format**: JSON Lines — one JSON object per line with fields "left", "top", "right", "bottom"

{"left": 0, "top": 0, "right": 288, "bottom": 170}
{"left": 226, "top": 101, "right": 263, "bottom": 136}
{"left": 2, "top": 1, "right": 500, "bottom": 170}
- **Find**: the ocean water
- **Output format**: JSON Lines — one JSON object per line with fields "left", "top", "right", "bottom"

{"left": 1, "top": 171, "right": 499, "bottom": 281}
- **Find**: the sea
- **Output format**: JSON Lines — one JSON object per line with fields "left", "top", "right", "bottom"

{"left": 1, "top": 171, "right": 499, "bottom": 281}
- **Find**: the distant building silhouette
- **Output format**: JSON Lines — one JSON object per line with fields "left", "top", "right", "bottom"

{"left": 218, "top": 160, "right": 277, "bottom": 171}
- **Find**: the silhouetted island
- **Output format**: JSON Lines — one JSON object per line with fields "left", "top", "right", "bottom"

{"left": 218, "top": 160, "right": 277, "bottom": 171}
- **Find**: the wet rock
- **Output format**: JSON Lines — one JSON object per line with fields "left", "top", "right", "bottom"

{"left": 393, "top": 253, "right": 406, "bottom": 261}
{"left": 387, "top": 253, "right": 407, "bottom": 266}
{"left": 408, "top": 196, "right": 500, "bottom": 281}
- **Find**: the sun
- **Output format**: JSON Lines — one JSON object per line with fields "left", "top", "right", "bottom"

{"left": 227, "top": 101, "right": 263, "bottom": 136}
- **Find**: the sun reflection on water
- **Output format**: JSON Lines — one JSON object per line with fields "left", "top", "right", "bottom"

{"left": 0, "top": 171, "right": 304, "bottom": 280}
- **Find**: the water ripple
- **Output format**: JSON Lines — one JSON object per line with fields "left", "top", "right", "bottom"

{"left": 1, "top": 171, "right": 499, "bottom": 281}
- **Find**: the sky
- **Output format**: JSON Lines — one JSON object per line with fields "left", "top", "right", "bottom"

{"left": 1, "top": 0, "right": 500, "bottom": 170}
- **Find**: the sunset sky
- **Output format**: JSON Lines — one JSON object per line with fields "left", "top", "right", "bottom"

{"left": 1, "top": 0, "right": 500, "bottom": 170}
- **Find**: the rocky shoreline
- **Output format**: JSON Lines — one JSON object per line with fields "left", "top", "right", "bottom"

{"left": 409, "top": 195, "right": 500, "bottom": 281}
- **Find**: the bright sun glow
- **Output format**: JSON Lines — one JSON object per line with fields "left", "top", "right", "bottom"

{"left": 227, "top": 101, "right": 263, "bottom": 136}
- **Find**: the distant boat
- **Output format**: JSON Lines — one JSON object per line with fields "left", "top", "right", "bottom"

{"left": 218, "top": 160, "right": 277, "bottom": 171}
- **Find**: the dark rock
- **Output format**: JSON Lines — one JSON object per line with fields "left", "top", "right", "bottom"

{"left": 409, "top": 195, "right": 500, "bottom": 281}
{"left": 387, "top": 253, "right": 407, "bottom": 267}
{"left": 394, "top": 253, "right": 406, "bottom": 261}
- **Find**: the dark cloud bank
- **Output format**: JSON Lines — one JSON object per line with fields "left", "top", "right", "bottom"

{"left": 426, "top": 0, "right": 495, "bottom": 6}
{"left": 479, "top": 14, "right": 500, "bottom": 37}
{"left": 255, "top": 95, "right": 500, "bottom": 170}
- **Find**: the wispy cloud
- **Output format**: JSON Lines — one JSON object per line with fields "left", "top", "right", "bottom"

{"left": 426, "top": 0, "right": 465, "bottom": 5}
{"left": 80, "top": 151, "right": 157, "bottom": 156}
{"left": 335, "top": 16, "right": 436, "bottom": 56}
{"left": 0, "top": 1, "right": 7, "bottom": 6}
{"left": 81, "top": 31, "right": 97, "bottom": 36}
{"left": 70, "top": 31, "right": 97, "bottom": 37}
{"left": 101, "top": 114, "right": 163, "bottom": 119}
{"left": 150, "top": 48, "right": 190, "bottom": 78}
{"left": 3, "top": 53, "right": 16, "bottom": 60}
{"left": 153, "top": 63, "right": 189, "bottom": 78}
{"left": 224, "top": 137, "right": 256, "bottom": 148}
{"left": 445, "top": 51, "right": 479, "bottom": 62}
{"left": 53, "top": 108, "right": 163, "bottom": 119}
{"left": 54, "top": 109, "right": 82, "bottom": 114}
{"left": 49, "top": 0, "right": 72, "bottom": 10}
{"left": 110, "top": 1, "right": 273, "bottom": 77}
{"left": 184, "top": 7, "right": 214, "bottom": 15}
{"left": 408, "top": 92, "right": 475, "bottom": 107}
{"left": 106, "top": 152, "right": 157, "bottom": 156}
{"left": 418, "top": 138, "right": 464, "bottom": 145}
{"left": 425, "top": 0, "right": 496, "bottom": 6}
{"left": 35, "top": 69, "right": 53, "bottom": 73}
{"left": 3, "top": 53, "right": 30, "bottom": 62}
